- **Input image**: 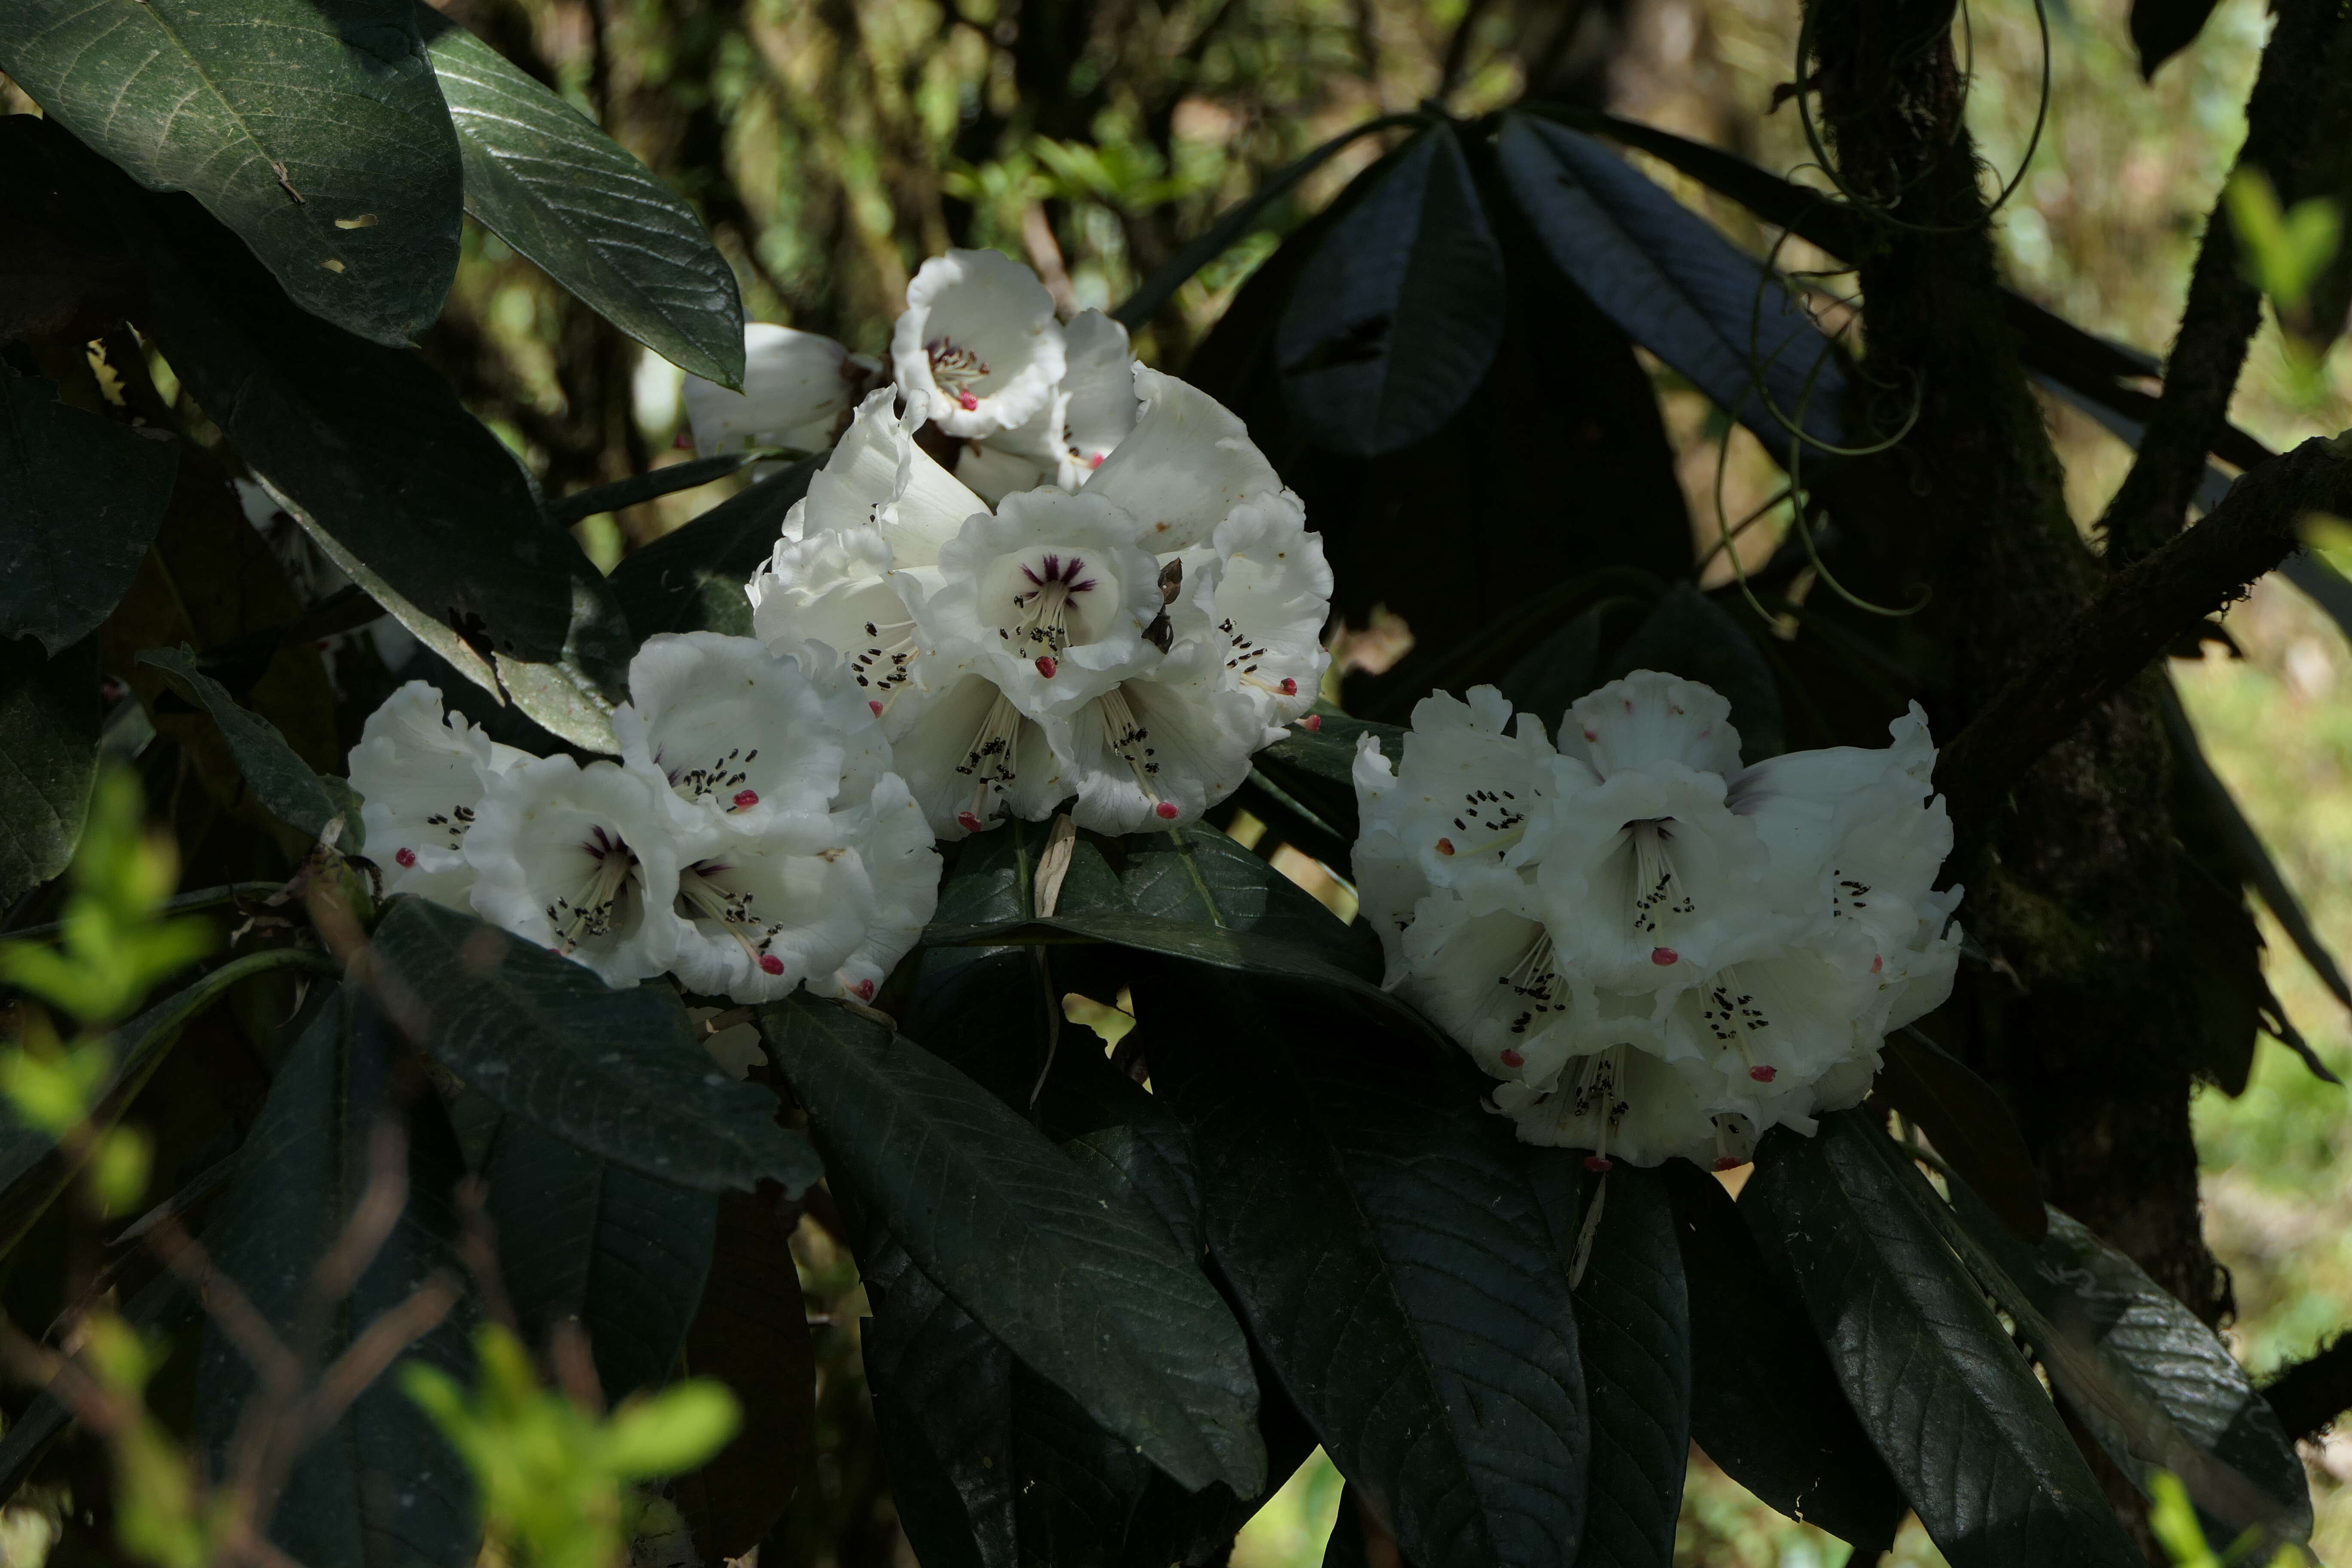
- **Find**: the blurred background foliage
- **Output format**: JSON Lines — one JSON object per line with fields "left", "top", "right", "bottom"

{"left": 8, "top": 0, "right": 2350, "bottom": 1553}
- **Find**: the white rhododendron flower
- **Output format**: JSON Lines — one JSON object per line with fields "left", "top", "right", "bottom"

{"left": 345, "top": 633, "right": 940, "bottom": 1006}
{"left": 747, "top": 290, "right": 1330, "bottom": 840}
{"left": 1354, "top": 670, "right": 1961, "bottom": 1170}
{"left": 892, "top": 248, "right": 1066, "bottom": 438}
{"left": 349, "top": 682, "right": 529, "bottom": 911}
{"left": 955, "top": 308, "right": 1144, "bottom": 500}
{"left": 685, "top": 324, "right": 879, "bottom": 459}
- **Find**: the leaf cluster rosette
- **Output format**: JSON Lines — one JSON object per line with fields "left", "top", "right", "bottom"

{"left": 701, "top": 250, "right": 1335, "bottom": 840}
{"left": 349, "top": 632, "right": 938, "bottom": 1004}
{"left": 1353, "top": 671, "right": 1962, "bottom": 1168}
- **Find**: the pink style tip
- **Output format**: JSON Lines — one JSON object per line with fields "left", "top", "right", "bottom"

{"left": 1583, "top": 1155, "right": 1614, "bottom": 1172}
{"left": 854, "top": 978, "right": 877, "bottom": 1000}
{"left": 394, "top": 847, "right": 417, "bottom": 868}
{"left": 1749, "top": 1065, "right": 1777, "bottom": 1083}
{"left": 757, "top": 954, "right": 786, "bottom": 976}
{"left": 1279, "top": 677, "right": 1298, "bottom": 695}
{"left": 1499, "top": 1048, "right": 1525, "bottom": 1069}
{"left": 1155, "top": 801, "right": 1180, "bottom": 820}
{"left": 957, "top": 810, "right": 985, "bottom": 833}
{"left": 1035, "top": 655, "right": 1058, "bottom": 678}
{"left": 1650, "top": 946, "right": 1678, "bottom": 966}
{"left": 956, "top": 390, "right": 979, "bottom": 410}
{"left": 1713, "top": 1156, "right": 1743, "bottom": 1172}
{"left": 732, "top": 789, "right": 759, "bottom": 809}
{"left": 870, "top": 699, "right": 884, "bottom": 714}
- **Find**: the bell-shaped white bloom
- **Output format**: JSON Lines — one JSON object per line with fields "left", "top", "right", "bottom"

{"left": 1495, "top": 1046, "right": 1758, "bottom": 1171}
{"left": 1352, "top": 670, "right": 1963, "bottom": 1168}
{"left": 1063, "top": 634, "right": 1267, "bottom": 835}
{"left": 958, "top": 309, "right": 1145, "bottom": 501}
{"left": 893, "top": 249, "right": 1066, "bottom": 438}
{"left": 685, "top": 325, "right": 877, "bottom": 459}
{"left": 1087, "top": 367, "right": 1284, "bottom": 551}
{"left": 466, "top": 753, "right": 689, "bottom": 988}
{"left": 1195, "top": 490, "right": 1331, "bottom": 728}
{"left": 776, "top": 389, "right": 983, "bottom": 567}
{"left": 886, "top": 663, "right": 1072, "bottom": 837}
{"left": 610, "top": 633, "right": 940, "bottom": 1005}
{"left": 350, "top": 682, "right": 530, "bottom": 911}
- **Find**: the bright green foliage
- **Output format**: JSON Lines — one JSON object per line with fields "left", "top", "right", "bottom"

{"left": 76, "top": 1312, "right": 223, "bottom": 1568}
{"left": 403, "top": 1323, "right": 741, "bottom": 1568}
{"left": 2224, "top": 170, "right": 2341, "bottom": 314}
{"left": 0, "top": 769, "right": 214, "bottom": 1031}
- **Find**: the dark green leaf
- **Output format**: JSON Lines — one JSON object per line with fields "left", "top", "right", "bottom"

{"left": 0, "top": 367, "right": 178, "bottom": 654}
{"left": 1936, "top": 1177, "right": 2312, "bottom": 1542}
{"left": 482, "top": 1116, "right": 716, "bottom": 1400}
{"left": 544, "top": 452, "right": 762, "bottom": 528}
{"left": 196, "top": 985, "right": 481, "bottom": 1567}
{"left": 1275, "top": 125, "right": 1506, "bottom": 456}
{"left": 104, "top": 168, "right": 582, "bottom": 664}
{"left": 1660, "top": 1161, "right": 1903, "bottom": 1553}
{"left": 1322, "top": 1485, "right": 1409, "bottom": 1567}
{"left": 1249, "top": 714, "right": 1405, "bottom": 855}
{"left": 0, "top": 948, "right": 336, "bottom": 1256}
{"left": 1741, "top": 1112, "right": 2145, "bottom": 1568}
{"left": 368, "top": 897, "right": 819, "bottom": 1194}
{"left": 414, "top": 8, "right": 745, "bottom": 386}
{"left": 1880, "top": 1029, "right": 2046, "bottom": 1240}
{"left": 2131, "top": 0, "right": 2223, "bottom": 77}
{"left": 1114, "top": 112, "right": 1429, "bottom": 329}
{"left": 1495, "top": 115, "right": 1848, "bottom": 463}
{"left": 138, "top": 644, "right": 360, "bottom": 845}
{"left": 0, "top": 0, "right": 462, "bottom": 344}
{"left": 608, "top": 457, "right": 822, "bottom": 640}
{"left": 674, "top": 1186, "right": 817, "bottom": 1558}
{"left": 0, "top": 633, "right": 99, "bottom": 909}
{"left": 1146, "top": 971, "right": 1590, "bottom": 1568}
{"left": 1569, "top": 1165, "right": 1690, "bottom": 1568}
{"left": 763, "top": 992, "right": 1265, "bottom": 1497}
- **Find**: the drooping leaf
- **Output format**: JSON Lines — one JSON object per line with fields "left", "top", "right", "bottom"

{"left": 1496, "top": 114, "right": 1849, "bottom": 463}
{"left": 1934, "top": 1176, "right": 2313, "bottom": 1543}
{"left": 95, "top": 161, "right": 583, "bottom": 665}
{"left": 138, "top": 644, "right": 361, "bottom": 846}
{"left": 0, "top": 947, "right": 336, "bottom": 1257}
{"left": 607, "top": 456, "right": 822, "bottom": 640}
{"left": 0, "top": 634, "right": 100, "bottom": 909}
{"left": 1145, "top": 970, "right": 1590, "bottom": 1568}
{"left": 0, "top": 0, "right": 463, "bottom": 345}
{"left": 544, "top": 452, "right": 763, "bottom": 528}
{"left": 0, "top": 366, "right": 178, "bottom": 655}
{"left": 1659, "top": 1161, "right": 1904, "bottom": 1553}
{"left": 765, "top": 993, "right": 1264, "bottom": 1496}
{"left": 366, "top": 897, "right": 819, "bottom": 1194}
{"left": 1741, "top": 1112, "right": 2145, "bottom": 1568}
{"left": 1879, "top": 1029, "right": 2046, "bottom": 1240}
{"left": 1275, "top": 125, "right": 1507, "bottom": 457}
{"left": 2131, "top": 0, "right": 2225, "bottom": 78}
{"left": 414, "top": 8, "right": 745, "bottom": 386}
{"left": 195, "top": 985, "right": 480, "bottom": 1567}
{"left": 674, "top": 1186, "right": 818, "bottom": 1559}
{"left": 1568, "top": 1165, "right": 1690, "bottom": 1568}
{"left": 482, "top": 1116, "right": 717, "bottom": 1401}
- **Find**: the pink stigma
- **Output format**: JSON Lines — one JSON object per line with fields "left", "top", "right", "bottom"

{"left": 1583, "top": 1155, "right": 1614, "bottom": 1172}
{"left": 1436, "top": 837, "right": 1456, "bottom": 856}
{"left": 958, "top": 810, "right": 985, "bottom": 832}
{"left": 1089, "top": 452, "right": 1105, "bottom": 469}
{"left": 1713, "top": 1156, "right": 1742, "bottom": 1172}
{"left": 732, "top": 789, "right": 759, "bottom": 809}
{"left": 395, "top": 847, "right": 417, "bottom": 868}
{"left": 1749, "top": 1065, "right": 1777, "bottom": 1083}
{"left": 956, "top": 390, "right": 979, "bottom": 411}
{"left": 853, "top": 978, "right": 877, "bottom": 1001}
{"left": 1035, "top": 655, "right": 1058, "bottom": 679}
{"left": 1155, "top": 801, "right": 1180, "bottom": 820}
{"left": 1583, "top": 729, "right": 1599, "bottom": 742}
{"left": 1301, "top": 714, "right": 1322, "bottom": 732}
{"left": 673, "top": 430, "right": 693, "bottom": 449}
{"left": 1650, "top": 946, "right": 1678, "bottom": 966}
{"left": 1499, "top": 1048, "right": 1525, "bottom": 1069}
{"left": 1871, "top": 954, "right": 1884, "bottom": 973}
{"left": 758, "top": 955, "right": 786, "bottom": 976}
{"left": 1279, "top": 677, "right": 1298, "bottom": 695}
{"left": 870, "top": 700, "right": 884, "bottom": 714}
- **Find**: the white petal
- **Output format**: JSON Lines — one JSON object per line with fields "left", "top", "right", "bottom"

{"left": 1561, "top": 670, "right": 1742, "bottom": 779}
{"left": 892, "top": 249, "right": 1066, "bottom": 438}
{"left": 1207, "top": 489, "right": 1332, "bottom": 724}
{"left": 957, "top": 431, "right": 1056, "bottom": 505}
{"left": 1494, "top": 1046, "right": 1743, "bottom": 1168}
{"left": 789, "top": 388, "right": 987, "bottom": 567}
{"left": 686, "top": 325, "right": 858, "bottom": 457}
{"left": 670, "top": 810, "right": 874, "bottom": 1003}
{"left": 1054, "top": 310, "right": 1140, "bottom": 487}
{"left": 465, "top": 753, "right": 692, "bottom": 987}
{"left": 1394, "top": 898, "right": 1581, "bottom": 1085}
{"left": 1064, "top": 660, "right": 1265, "bottom": 833}
{"left": 888, "top": 671, "right": 1068, "bottom": 837}
{"left": 614, "top": 633, "right": 850, "bottom": 827}
{"left": 349, "top": 681, "right": 505, "bottom": 912}
{"left": 834, "top": 771, "right": 942, "bottom": 1000}
{"left": 1351, "top": 686, "right": 1561, "bottom": 916}
{"left": 1083, "top": 366, "right": 1282, "bottom": 551}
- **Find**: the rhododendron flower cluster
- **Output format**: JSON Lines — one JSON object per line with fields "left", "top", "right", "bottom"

{"left": 350, "top": 633, "right": 938, "bottom": 1005}
{"left": 1353, "top": 672, "right": 1961, "bottom": 1169}
{"left": 702, "top": 248, "right": 1332, "bottom": 839}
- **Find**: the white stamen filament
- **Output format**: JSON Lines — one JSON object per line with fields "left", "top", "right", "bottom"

{"left": 678, "top": 864, "right": 781, "bottom": 970}
{"left": 1624, "top": 819, "right": 1696, "bottom": 936}
{"left": 955, "top": 690, "right": 1030, "bottom": 830}
{"left": 849, "top": 614, "right": 919, "bottom": 702}
{"left": 1498, "top": 929, "right": 1567, "bottom": 1041}
{"left": 545, "top": 827, "right": 639, "bottom": 953}
{"left": 1095, "top": 685, "right": 1175, "bottom": 818}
